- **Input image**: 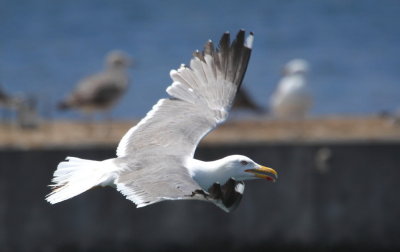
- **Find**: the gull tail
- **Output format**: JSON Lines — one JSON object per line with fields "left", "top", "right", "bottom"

{"left": 46, "top": 157, "right": 117, "bottom": 204}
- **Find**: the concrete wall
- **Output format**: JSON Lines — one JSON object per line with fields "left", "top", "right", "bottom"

{"left": 1, "top": 142, "right": 399, "bottom": 251}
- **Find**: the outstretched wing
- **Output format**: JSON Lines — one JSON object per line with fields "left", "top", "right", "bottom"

{"left": 114, "top": 30, "right": 253, "bottom": 207}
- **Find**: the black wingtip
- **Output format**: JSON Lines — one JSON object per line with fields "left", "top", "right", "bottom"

{"left": 219, "top": 32, "right": 231, "bottom": 49}
{"left": 233, "top": 30, "right": 245, "bottom": 48}
{"left": 221, "top": 178, "right": 244, "bottom": 211}
{"left": 204, "top": 40, "right": 214, "bottom": 56}
{"left": 206, "top": 178, "right": 245, "bottom": 212}
{"left": 236, "top": 29, "right": 245, "bottom": 38}
{"left": 193, "top": 49, "right": 205, "bottom": 62}
{"left": 192, "top": 30, "right": 253, "bottom": 102}
{"left": 217, "top": 29, "right": 253, "bottom": 89}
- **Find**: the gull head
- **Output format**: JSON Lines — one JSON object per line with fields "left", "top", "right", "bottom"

{"left": 106, "top": 50, "right": 132, "bottom": 69}
{"left": 217, "top": 155, "right": 278, "bottom": 182}
{"left": 283, "top": 58, "right": 309, "bottom": 76}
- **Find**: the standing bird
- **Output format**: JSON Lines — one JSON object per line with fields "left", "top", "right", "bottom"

{"left": 58, "top": 51, "right": 131, "bottom": 117}
{"left": 0, "top": 86, "right": 13, "bottom": 122}
{"left": 0, "top": 85, "right": 22, "bottom": 123}
{"left": 0, "top": 85, "right": 16, "bottom": 108}
{"left": 270, "top": 59, "right": 312, "bottom": 119}
{"left": 46, "top": 30, "right": 278, "bottom": 212}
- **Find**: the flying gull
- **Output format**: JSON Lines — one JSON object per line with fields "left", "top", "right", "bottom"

{"left": 58, "top": 50, "right": 131, "bottom": 116}
{"left": 46, "top": 30, "right": 278, "bottom": 212}
{"left": 270, "top": 59, "right": 312, "bottom": 119}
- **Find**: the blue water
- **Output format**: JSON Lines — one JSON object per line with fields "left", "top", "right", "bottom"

{"left": 1, "top": 0, "right": 400, "bottom": 119}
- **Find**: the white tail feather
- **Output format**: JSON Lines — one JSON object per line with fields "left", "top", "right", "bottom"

{"left": 46, "top": 157, "right": 117, "bottom": 204}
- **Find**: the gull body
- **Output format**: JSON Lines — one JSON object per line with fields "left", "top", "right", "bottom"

{"left": 46, "top": 30, "right": 277, "bottom": 212}
{"left": 270, "top": 59, "right": 312, "bottom": 119}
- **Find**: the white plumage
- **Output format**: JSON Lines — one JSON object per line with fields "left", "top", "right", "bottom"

{"left": 270, "top": 59, "right": 312, "bottom": 119}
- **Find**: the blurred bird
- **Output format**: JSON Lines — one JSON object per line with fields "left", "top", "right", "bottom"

{"left": 270, "top": 59, "right": 312, "bottom": 119}
{"left": 0, "top": 86, "right": 12, "bottom": 122}
{"left": 46, "top": 30, "right": 278, "bottom": 212}
{"left": 16, "top": 95, "right": 40, "bottom": 129}
{"left": 0, "top": 85, "right": 20, "bottom": 121}
{"left": 58, "top": 51, "right": 131, "bottom": 117}
{"left": 0, "top": 86, "right": 39, "bottom": 128}
{"left": 0, "top": 85, "right": 16, "bottom": 108}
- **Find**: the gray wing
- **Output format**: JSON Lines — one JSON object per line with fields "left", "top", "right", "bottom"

{"left": 115, "top": 30, "right": 253, "bottom": 207}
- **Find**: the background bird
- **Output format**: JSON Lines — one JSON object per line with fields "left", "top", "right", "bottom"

{"left": 46, "top": 30, "right": 278, "bottom": 212}
{"left": 269, "top": 59, "right": 312, "bottom": 119}
{"left": 58, "top": 50, "right": 132, "bottom": 118}
{"left": 0, "top": 85, "right": 17, "bottom": 108}
{"left": 0, "top": 85, "right": 23, "bottom": 125}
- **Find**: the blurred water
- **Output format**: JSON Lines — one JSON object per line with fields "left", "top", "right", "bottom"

{"left": 1, "top": 0, "right": 400, "bottom": 119}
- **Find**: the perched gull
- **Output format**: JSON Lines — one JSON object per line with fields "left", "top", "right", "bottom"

{"left": 46, "top": 30, "right": 278, "bottom": 212}
{"left": 270, "top": 59, "right": 312, "bottom": 119}
{"left": 0, "top": 85, "right": 18, "bottom": 108}
{"left": 0, "top": 86, "right": 15, "bottom": 122}
{"left": 0, "top": 85, "right": 23, "bottom": 124}
{"left": 58, "top": 50, "right": 131, "bottom": 116}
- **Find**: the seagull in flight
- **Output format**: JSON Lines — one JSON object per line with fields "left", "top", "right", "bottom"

{"left": 46, "top": 30, "right": 278, "bottom": 212}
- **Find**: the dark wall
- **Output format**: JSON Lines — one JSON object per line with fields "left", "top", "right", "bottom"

{"left": 1, "top": 142, "right": 399, "bottom": 251}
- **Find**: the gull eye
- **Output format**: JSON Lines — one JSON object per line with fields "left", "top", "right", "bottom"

{"left": 240, "top": 160, "right": 248, "bottom": 166}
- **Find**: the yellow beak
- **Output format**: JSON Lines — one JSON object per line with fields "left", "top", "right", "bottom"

{"left": 245, "top": 165, "right": 278, "bottom": 182}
